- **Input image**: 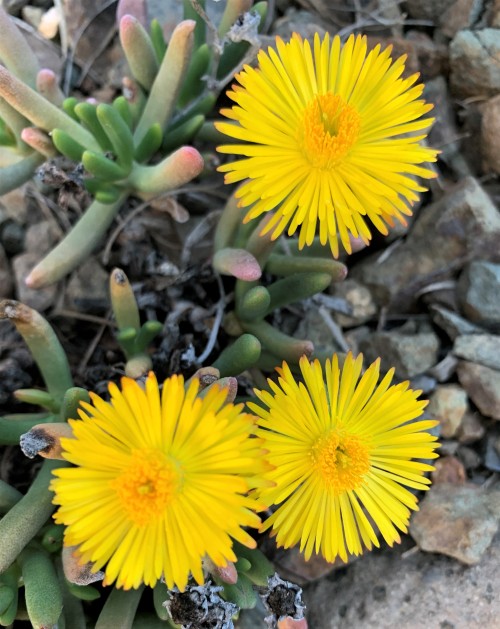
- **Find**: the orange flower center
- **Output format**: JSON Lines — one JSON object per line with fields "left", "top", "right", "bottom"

{"left": 299, "top": 93, "right": 361, "bottom": 169}
{"left": 111, "top": 449, "right": 182, "bottom": 526}
{"left": 311, "top": 430, "right": 370, "bottom": 494}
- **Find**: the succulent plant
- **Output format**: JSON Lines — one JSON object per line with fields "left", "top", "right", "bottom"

{"left": 0, "top": 0, "right": 268, "bottom": 289}
{"left": 212, "top": 190, "right": 348, "bottom": 374}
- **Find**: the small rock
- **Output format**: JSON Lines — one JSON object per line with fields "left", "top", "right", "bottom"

{"left": 410, "top": 483, "right": 500, "bottom": 565}
{"left": 450, "top": 29, "right": 500, "bottom": 98}
{"left": 456, "top": 412, "right": 486, "bottom": 444}
{"left": 405, "top": 0, "right": 455, "bottom": 20}
{"left": 353, "top": 177, "right": 500, "bottom": 310}
{"left": 368, "top": 30, "right": 448, "bottom": 81}
{"left": 344, "top": 325, "right": 371, "bottom": 356}
{"left": 457, "top": 261, "right": 500, "bottom": 329}
{"left": 485, "top": 427, "right": 500, "bottom": 472}
{"left": 359, "top": 324, "right": 440, "bottom": 379}
{"left": 305, "top": 531, "right": 500, "bottom": 628}
{"left": 11, "top": 221, "right": 59, "bottom": 310}
{"left": 430, "top": 305, "right": 484, "bottom": 340}
{"left": 331, "top": 279, "right": 377, "bottom": 327}
{"left": 428, "top": 353, "right": 459, "bottom": 382}
{"left": 453, "top": 333, "right": 500, "bottom": 369}
{"left": 431, "top": 456, "right": 467, "bottom": 485}
{"left": 481, "top": 95, "right": 500, "bottom": 174}
{"left": 440, "top": 440, "right": 460, "bottom": 456}
{"left": 294, "top": 305, "right": 347, "bottom": 357}
{"left": 65, "top": 258, "right": 109, "bottom": 312}
{"left": 439, "top": 0, "right": 484, "bottom": 38}
{"left": 0, "top": 185, "right": 30, "bottom": 223}
{"left": 427, "top": 384, "right": 469, "bottom": 439}
{"left": 405, "top": 31, "right": 448, "bottom": 79}
{"left": 1, "top": 220, "right": 25, "bottom": 255}
{"left": 489, "top": 0, "right": 500, "bottom": 26}
{"left": 272, "top": 8, "right": 327, "bottom": 40}
{"left": 409, "top": 374, "right": 437, "bottom": 395}
{"left": 457, "top": 360, "right": 500, "bottom": 420}
{"left": 457, "top": 445, "right": 482, "bottom": 470}
{"left": 24, "top": 221, "right": 58, "bottom": 254}
{"left": 425, "top": 77, "right": 472, "bottom": 179}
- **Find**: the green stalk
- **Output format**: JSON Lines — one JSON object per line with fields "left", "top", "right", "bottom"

{"left": 0, "top": 480, "right": 23, "bottom": 513}
{"left": 243, "top": 320, "right": 313, "bottom": 363}
{"left": 264, "top": 272, "right": 332, "bottom": 314}
{"left": 19, "top": 546, "right": 63, "bottom": 629}
{"left": 0, "top": 151, "right": 45, "bottom": 195}
{"left": 0, "top": 300, "right": 72, "bottom": 404}
{"left": 177, "top": 43, "right": 211, "bottom": 107}
{"left": 0, "top": 564, "right": 19, "bottom": 626}
{"left": 153, "top": 581, "right": 170, "bottom": 620}
{"left": 21, "top": 127, "right": 58, "bottom": 158}
{"left": 213, "top": 191, "right": 247, "bottom": 252}
{"left": 0, "top": 6, "right": 39, "bottom": 87}
{"left": 110, "top": 268, "right": 140, "bottom": 331}
{"left": 25, "top": 193, "right": 128, "bottom": 288}
{"left": 265, "top": 253, "right": 348, "bottom": 281}
{"left": 0, "top": 415, "right": 53, "bottom": 445}
{"left": 0, "top": 98, "right": 30, "bottom": 152}
{"left": 135, "top": 320, "right": 163, "bottom": 352}
{"left": 211, "top": 333, "right": 261, "bottom": 376}
{"left": 95, "top": 586, "right": 144, "bottom": 629}
{"left": 36, "top": 69, "right": 64, "bottom": 106}
{"left": 134, "top": 20, "right": 195, "bottom": 144}
{"left": 14, "top": 389, "right": 60, "bottom": 412}
{"left": 129, "top": 147, "right": 203, "bottom": 196}
{"left": 56, "top": 560, "right": 86, "bottom": 629}
{"left": 183, "top": 0, "right": 206, "bottom": 49}
{"left": 0, "top": 459, "right": 70, "bottom": 574}
{"left": 162, "top": 114, "right": 204, "bottom": 153}
{"left": 0, "top": 66, "right": 100, "bottom": 151}
{"left": 245, "top": 213, "right": 279, "bottom": 267}
{"left": 238, "top": 285, "right": 271, "bottom": 321}
{"left": 119, "top": 15, "right": 159, "bottom": 90}
{"left": 60, "top": 387, "right": 91, "bottom": 421}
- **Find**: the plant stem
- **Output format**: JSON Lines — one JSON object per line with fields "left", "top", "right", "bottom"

{"left": 0, "top": 459, "right": 70, "bottom": 574}
{"left": 25, "top": 193, "right": 128, "bottom": 288}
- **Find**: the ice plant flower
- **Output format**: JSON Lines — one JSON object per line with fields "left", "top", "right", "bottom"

{"left": 216, "top": 33, "right": 439, "bottom": 256}
{"left": 249, "top": 353, "right": 439, "bottom": 562}
{"left": 50, "top": 372, "right": 265, "bottom": 591}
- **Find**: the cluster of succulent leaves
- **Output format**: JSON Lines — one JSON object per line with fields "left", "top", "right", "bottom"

{"left": 0, "top": 1, "right": 348, "bottom": 627}
{"left": 0, "top": 0, "right": 267, "bottom": 288}
{"left": 212, "top": 194, "right": 349, "bottom": 375}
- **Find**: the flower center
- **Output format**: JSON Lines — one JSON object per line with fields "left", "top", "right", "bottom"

{"left": 111, "top": 448, "right": 182, "bottom": 526}
{"left": 310, "top": 430, "right": 370, "bottom": 494}
{"left": 299, "top": 93, "right": 361, "bottom": 169}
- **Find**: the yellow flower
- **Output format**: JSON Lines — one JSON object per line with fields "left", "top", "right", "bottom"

{"left": 216, "top": 33, "right": 438, "bottom": 256}
{"left": 249, "top": 353, "right": 439, "bottom": 562}
{"left": 50, "top": 373, "right": 264, "bottom": 591}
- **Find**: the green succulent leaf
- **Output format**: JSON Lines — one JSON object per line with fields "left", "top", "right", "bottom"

{"left": 74, "top": 102, "right": 114, "bottom": 152}
{"left": 82, "top": 150, "right": 129, "bottom": 181}
{"left": 96, "top": 104, "right": 135, "bottom": 170}
{"left": 134, "top": 122, "right": 163, "bottom": 163}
